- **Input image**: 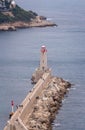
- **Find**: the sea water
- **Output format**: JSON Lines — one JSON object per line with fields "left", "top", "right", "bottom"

{"left": 0, "top": 0, "right": 85, "bottom": 129}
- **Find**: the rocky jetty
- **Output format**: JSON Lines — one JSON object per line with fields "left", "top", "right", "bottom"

{"left": 26, "top": 77, "right": 71, "bottom": 130}
{"left": 3, "top": 46, "right": 71, "bottom": 130}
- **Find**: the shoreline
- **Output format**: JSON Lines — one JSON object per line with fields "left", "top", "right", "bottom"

{"left": 0, "top": 19, "right": 57, "bottom": 31}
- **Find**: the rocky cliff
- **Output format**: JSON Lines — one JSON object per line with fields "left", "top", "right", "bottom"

{"left": 0, "top": 5, "right": 57, "bottom": 31}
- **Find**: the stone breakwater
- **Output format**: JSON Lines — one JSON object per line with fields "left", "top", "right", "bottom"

{"left": 4, "top": 72, "right": 71, "bottom": 130}
{"left": 26, "top": 77, "right": 71, "bottom": 130}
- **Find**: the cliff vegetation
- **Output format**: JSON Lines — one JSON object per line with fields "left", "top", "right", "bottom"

{"left": 0, "top": 5, "right": 38, "bottom": 24}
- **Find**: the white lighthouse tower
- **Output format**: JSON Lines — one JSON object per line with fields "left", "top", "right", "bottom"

{"left": 31, "top": 45, "right": 51, "bottom": 83}
{"left": 40, "top": 45, "right": 48, "bottom": 71}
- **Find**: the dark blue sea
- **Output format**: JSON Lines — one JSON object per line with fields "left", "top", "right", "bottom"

{"left": 0, "top": 0, "right": 85, "bottom": 129}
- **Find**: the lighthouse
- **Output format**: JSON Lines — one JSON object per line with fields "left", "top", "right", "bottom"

{"left": 9, "top": 100, "right": 14, "bottom": 118}
{"left": 40, "top": 45, "right": 48, "bottom": 71}
{"left": 31, "top": 45, "right": 51, "bottom": 83}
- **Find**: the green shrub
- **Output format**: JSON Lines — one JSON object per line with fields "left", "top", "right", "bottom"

{"left": 12, "top": 5, "right": 38, "bottom": 22}
{"left": 0, "top": 5, "right": 38, "bottom": 24}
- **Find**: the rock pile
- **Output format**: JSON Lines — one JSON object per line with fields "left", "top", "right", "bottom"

{"left": 26, "top": 77, "right": 71, "bottom": 130}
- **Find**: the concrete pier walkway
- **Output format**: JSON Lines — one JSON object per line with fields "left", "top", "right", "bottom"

{"left": 3, "top": 46, "right": 71, "bottom": 130}
{"left": 4, "top": 71, "right": 71, "bottom": 130}
{"left": 4, "top": 72, "right": 52, "bottom": 130}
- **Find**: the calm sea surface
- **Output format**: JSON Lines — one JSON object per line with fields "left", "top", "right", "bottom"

{"left": 0, "top": 0, "right": 85, "bottom": 129}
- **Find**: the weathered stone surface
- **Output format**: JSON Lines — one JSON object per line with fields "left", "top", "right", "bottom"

{"left": 26, "top": 77, "right": 71, "bottom": 130}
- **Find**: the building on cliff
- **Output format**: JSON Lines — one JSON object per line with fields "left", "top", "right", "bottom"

{"left": 0, "top": 0, "right": 16, "bottom": 11}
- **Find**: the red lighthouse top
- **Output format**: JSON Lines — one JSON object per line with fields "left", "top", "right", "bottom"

{"left": 11, "top": 100, "right": 14, "bottom": 106}
{"left": 41, "top": 46, "right": 47, "bottom": 53}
